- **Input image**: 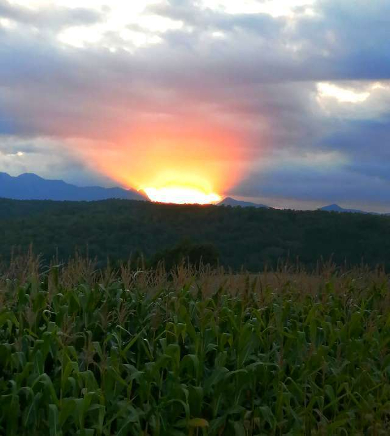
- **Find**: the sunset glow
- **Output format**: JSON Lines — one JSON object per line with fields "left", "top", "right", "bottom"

{"left": 71, "top": 119, "right": 247, "bottom": 206}
{"left": 2, "top": 0, "right": 390, "bottom": 213}
{"left": 144, "top": 186, "right": 221, "bottom": 204}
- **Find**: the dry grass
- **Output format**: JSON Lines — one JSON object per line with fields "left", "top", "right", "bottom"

{"left": 1, "top": 253, "right": 388, "bottom": 302}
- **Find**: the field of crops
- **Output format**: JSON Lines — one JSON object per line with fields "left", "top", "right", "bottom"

{"left": 1, "top": 257, "right": 390, "bottom": 435}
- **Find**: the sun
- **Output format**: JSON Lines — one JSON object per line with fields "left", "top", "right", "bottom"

{"left": 140, "top": 171, "right": 224, "bottom": 205}
{"left": 143, "top": 186, "right": 221, "bottom": 204}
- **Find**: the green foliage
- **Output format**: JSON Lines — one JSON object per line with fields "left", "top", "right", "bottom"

{"left": 1, "top": 262, "right": 390, "bottom": 435}
{"left": 151, "top": 240, "right": 220, "bottom": 270}
{"left": 1, "top": 198, "right": 390, "bottom": 270}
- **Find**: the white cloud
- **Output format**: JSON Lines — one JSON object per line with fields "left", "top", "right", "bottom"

{"left": 56, "top": 4, "right": 184, "bottom": 50}
{"left": 5, "top": 1, "right": 182, "bottom": 50}
{"left": 200, "top": 0, "right": 315, "bottom": 17}
{"left": 57, "top": 25, "right": 101, "bottom": 48}
{"left": 316, "top": 81, "right": 390, "bottom": 120}
{"left": 317, "top": 82, "right": 370, "bottom": 103}
{"left": 0, "top": 17, "right": 17, "bottom": 28}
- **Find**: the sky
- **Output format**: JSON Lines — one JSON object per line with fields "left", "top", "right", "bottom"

{"left": 0, "top": 0, "right": 390, "bottom": 210}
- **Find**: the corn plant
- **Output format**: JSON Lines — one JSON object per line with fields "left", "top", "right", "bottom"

{"left": 0, "top": 259, "right": 390, "bottom": 434}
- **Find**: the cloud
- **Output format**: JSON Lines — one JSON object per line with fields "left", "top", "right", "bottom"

{"left": 0, "top": 135, "right": 115, "bottom": 186}
{"left": 0, "top": 0, "right": 102, "bottom": 30}
{"left": 0, "top": 0, "right": 390, "bottom": 209}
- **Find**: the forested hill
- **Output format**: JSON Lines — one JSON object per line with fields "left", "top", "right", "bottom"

{"left": 1, "top": 198, "right": 390, "bottom": 270}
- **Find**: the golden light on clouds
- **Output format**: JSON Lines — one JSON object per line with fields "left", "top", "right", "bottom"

{"left": 74, "top": 119, "right": 246, "bottom": 204}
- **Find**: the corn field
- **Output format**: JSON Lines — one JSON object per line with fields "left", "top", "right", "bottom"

{"left": 0, "top": 256, "right": 390, "bottom": 435}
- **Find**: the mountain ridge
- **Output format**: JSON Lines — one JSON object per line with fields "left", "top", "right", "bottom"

{"left": 0, "top": 172, "right": 147, "bottom": 202}
{"left": 319, "top": 203, "right": 378, "bottom": 214}
{"left": 218, "top": 196, "right": 269, "bottom": 208}
{"left": 218, "top": 198, "right": 381, "bottom": 215}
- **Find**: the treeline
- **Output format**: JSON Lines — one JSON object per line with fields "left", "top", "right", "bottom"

{"left": 1, "top": 198, "right": 390, "bottom": 270}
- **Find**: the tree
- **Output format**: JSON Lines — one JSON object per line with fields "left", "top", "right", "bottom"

{"left": 151, "top": 239, "right": 219, "bottom": 270}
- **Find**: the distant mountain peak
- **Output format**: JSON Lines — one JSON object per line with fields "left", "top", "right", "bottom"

{"left": 218, "top": 196, "right": 269, "bottom": 208}
{"left": 0, "top": 172, "right": 148, "bottom": 202}
{"left": 321, "top": 204, "right": 343, "bottom": 211}
{"left": 319, "top": 204, "right": 374, "bottom": 214}
{"left": 18, "top": 172, "right": 44, "bottom": 179}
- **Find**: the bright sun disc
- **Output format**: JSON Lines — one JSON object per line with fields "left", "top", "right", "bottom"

{"left": 144, "top": 186, "right": 221, "bottom": 204}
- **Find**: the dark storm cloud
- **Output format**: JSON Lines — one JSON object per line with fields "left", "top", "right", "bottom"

{"left": 146, "top": 1, "right": 284, "bottom": 37}
{"left": 233, "top": 111, "right": 390, "bottom": 209}
{"left": 0, "top": 0, "right": 102, "bottom": 30}
{"left": 0, "top": 116, "right": 18, "bottom": 135}
{"left": 294, "top": 0, "right": 390, "bottom": 81}
{"left": 1, "top": 0, "right": 390, "bottom": 208}
{"left": 236, "top": 164, "right": 390, "bottom": 207}
{"left": 323, "top": 119, "right": 390, "bottom": 153}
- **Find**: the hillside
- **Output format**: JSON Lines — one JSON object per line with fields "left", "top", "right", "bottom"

{"left": 1, "top": 198, "right": 390, "bottom": 270}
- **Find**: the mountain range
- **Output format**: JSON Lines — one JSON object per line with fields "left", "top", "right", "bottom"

{"left": 218, "top": 197, "right": 379, "bottom": 215}
{"left": 0, "top": 173, "right": 381, "bottom": 214}
{"left": 0, "top": 172, "right": 146, "bottom": 201}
